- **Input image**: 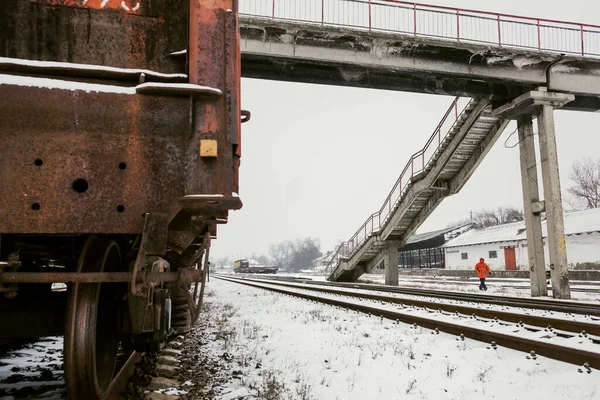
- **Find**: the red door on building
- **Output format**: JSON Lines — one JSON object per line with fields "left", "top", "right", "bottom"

{"left": 504, "top": 247, "right": 516, "bottom": 270}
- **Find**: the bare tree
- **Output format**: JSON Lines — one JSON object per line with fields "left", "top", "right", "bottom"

{"left": 268, "top": 238, "right": 322, "bottom": 271}
{"left": 449, "top": 207, "right": 523, "bottom": 229}
{"left": 567, "top": 158, "right": 600, "bottom": 210}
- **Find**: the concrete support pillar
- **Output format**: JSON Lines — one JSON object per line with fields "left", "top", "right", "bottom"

{"left": 537, "top": 105, "right": 571, "bottom": 299}
{"left": 492, "top": 88, "right": 574, "bottom": 299}
{"left": 517, "top": 115, "right": 548, "bottom": 297}
{"left": 384, "top": 243, "right": 399, "bottom": 286}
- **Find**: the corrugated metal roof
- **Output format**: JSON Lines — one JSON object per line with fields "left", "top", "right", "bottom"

{"left": 444, "top": 208, "right": 600, "bottom": 248}
{"left": 407, "top": 225, "right": 471, "bottom": 244}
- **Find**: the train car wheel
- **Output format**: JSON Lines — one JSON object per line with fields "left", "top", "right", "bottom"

{"left": 64, "top": 236, "right": 123, "bottom": 400}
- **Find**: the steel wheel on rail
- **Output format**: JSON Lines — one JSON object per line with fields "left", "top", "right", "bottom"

{"left": 64, "top": 236, "right": 123, "bottom": 400}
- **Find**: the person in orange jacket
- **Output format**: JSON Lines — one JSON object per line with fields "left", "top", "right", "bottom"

{"left": 475, "top": 257, "right": 491, "bottom": 291}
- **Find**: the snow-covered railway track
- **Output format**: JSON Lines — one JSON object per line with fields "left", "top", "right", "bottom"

{"left": 235, "top": 274, "right": 600, "bottom": 316}
{"left": 0, "top": 337, "right": 139, "bottom": 399}
{"left": 389, "top": 277, "right": 600, "bottom": 293}
{"left": 220, "top": 276, "right": 600, "bottom": 338}
{"left": 217, "top": 275, "right": 600, "bottom": 369}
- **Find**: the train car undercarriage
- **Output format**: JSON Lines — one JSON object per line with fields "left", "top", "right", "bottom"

{"left": 0, "top": 0, "right": 244, "bottom": 398}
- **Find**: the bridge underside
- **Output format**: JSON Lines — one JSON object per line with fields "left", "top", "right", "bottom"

{"left": 240, "top": 17, "right": 600, "bottom": 112}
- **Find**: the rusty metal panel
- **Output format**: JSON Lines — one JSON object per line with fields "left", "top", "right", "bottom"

{"left": 0, "top": 0, "right": 188, "bottom": 73}
{"left": 0, "top": 82, "right": 190, "bottom": 234}
{"left": 188, "top": 0, "right": 241, "bottom": 197}
{"left": 0, "top": 0, "right": 243, "bottom": 238}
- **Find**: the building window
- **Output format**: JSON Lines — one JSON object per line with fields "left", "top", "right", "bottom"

{"left": 489, "top": 251, "right": 497, "bottom": 259}
{"left": 461, "top": 253, "right": 468, "bottom": 260}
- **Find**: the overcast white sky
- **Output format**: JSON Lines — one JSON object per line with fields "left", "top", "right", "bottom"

{"left": 212, "top": 0, "right": 600, "bottom": 261}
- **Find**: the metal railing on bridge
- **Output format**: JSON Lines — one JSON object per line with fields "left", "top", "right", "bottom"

{"left": 325, "top": 96, "right": 472, "bottom": 273}
{"left": 240, "top": 0, "right": 600, "bottom": 57}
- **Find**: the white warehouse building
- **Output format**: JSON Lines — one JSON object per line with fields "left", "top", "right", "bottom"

{"left": 443, "top": 208, "right": 600, "bottom": 271}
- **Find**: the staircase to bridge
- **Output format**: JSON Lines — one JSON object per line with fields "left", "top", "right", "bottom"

{"left": 325, "top": 97, "right": 508, "bottom": 281}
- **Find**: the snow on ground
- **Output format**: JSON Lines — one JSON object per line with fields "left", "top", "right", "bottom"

{"left": 239, "top": 276, "right": 600, "bottom": 327}
{"left": 0, "top": 337, "right": 64, "bottom": 399}
{"left": 200, "top": 278, "right": 598, "bottom": 400}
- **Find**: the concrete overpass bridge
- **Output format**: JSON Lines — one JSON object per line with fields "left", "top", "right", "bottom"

{"left": 237, "top": 0, "right": 600, "bottom": 299}
{"left": 239, "top": 0, "right": 600, "bottom": 111}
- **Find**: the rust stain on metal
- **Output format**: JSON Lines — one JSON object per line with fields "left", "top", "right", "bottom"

{"left": 33, "top": 0, "right": 144, "bottom": 13}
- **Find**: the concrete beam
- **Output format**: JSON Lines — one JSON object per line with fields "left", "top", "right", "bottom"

{"left": 240, "top": 17, "right": 600, "bottom": 108}
{"left": 517, "top": 115, "right": 548, "bottom": 297}
{"left": 491, "top": 89, "right": 575, "bottom": 120}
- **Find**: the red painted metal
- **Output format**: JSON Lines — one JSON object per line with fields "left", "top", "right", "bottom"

{"left": 413, "top": 4, "right": 417, "bottom": 36}
{"left": 497, "top": 15, "right": 502, "bottom": 47}
{"left": 581, "top": 24, "right": 585, "bottom": 56}
{"left": 368, "top": 0, "right": 372, "bottom": 31}
{"left": 243, "top": 0, "right": 600, "bottom": 57}
{"left": 376, "top": 0, "right": 600, "bottom": 29}
{"left": 537, "top": 19, "right": 542, "bottom": 50}
{"left": 456, "top": 9, "right": 460, "bottom": 41}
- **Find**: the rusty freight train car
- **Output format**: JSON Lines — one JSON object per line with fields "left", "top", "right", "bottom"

{"left": 0, "top": 1, "right": 245, "bottom": 398}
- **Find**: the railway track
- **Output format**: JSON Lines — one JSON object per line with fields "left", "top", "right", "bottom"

{"left": 240, "top": 274, "right": 600, "bottom": 316}
{"left": 0, "top": 337, "right": 140, "bottom": 399}
{"left": 216, "top": 275, "right": 600, "bottom": 369}
{"left": 390, "top": 277, "right": 600, "bottom": 293}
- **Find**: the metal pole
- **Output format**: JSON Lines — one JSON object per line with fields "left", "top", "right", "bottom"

{"left": 456, "top": 10, "right": 460, "bottom": 41}
{"left": 537, "top": 19, "right": 541, "bottom": 51}
{"left": 368, "top": 0, "right": 372, "bottom": 31}
{"left": 580, "top": 24, "right": 585, "bottom": 56}
{"left": 497, "top": 15, "right": 502, "bottom": 46}
{"left": 413, "top": 4, "right": 417, "bottom": 36}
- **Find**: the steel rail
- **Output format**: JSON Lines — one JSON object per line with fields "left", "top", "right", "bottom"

{"left": 225, "top": 276, "right": 600, "bottom": 337}
{"left": 240, "top": 275, "right": 600, "bottom": 316}
{"left": 217, "top": 275, "right": 600, "bottom": 369}
{"left": 345, "top": 283, "right": 600, "bottom": 315}
{"left": 369, "top": 276, "right": 600, "bottom": 292}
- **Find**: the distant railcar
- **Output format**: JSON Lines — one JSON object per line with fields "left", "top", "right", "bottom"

{"left": 233, "top": 259, "right": 279, "bottom": 274}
